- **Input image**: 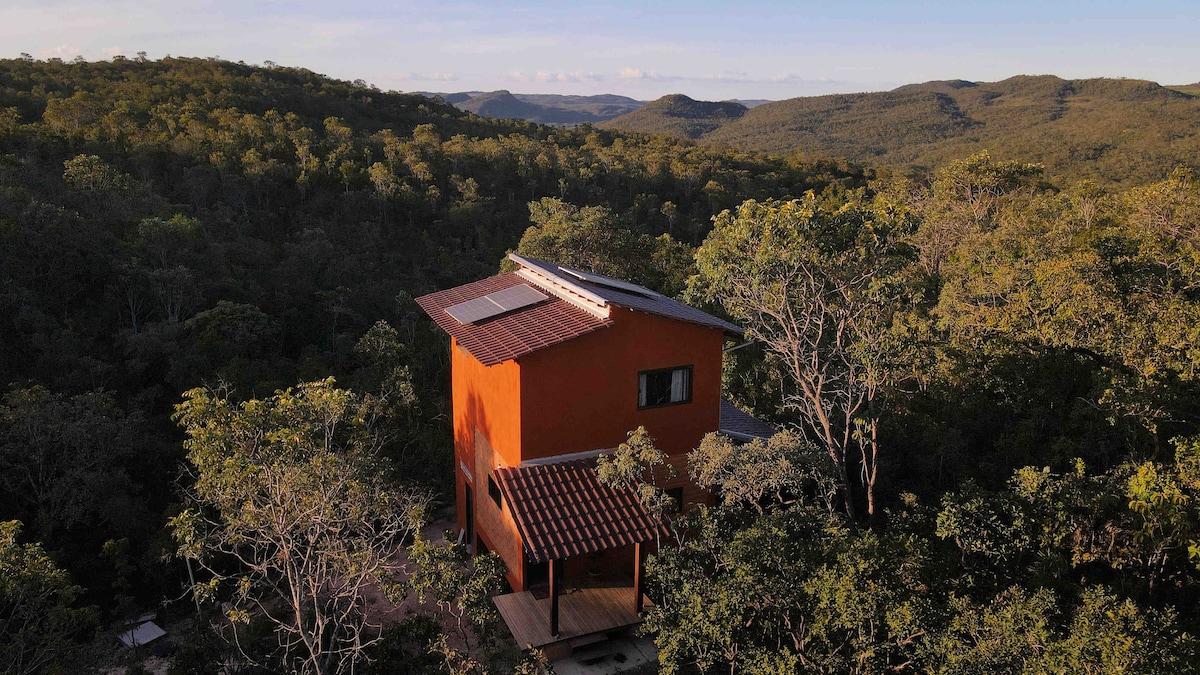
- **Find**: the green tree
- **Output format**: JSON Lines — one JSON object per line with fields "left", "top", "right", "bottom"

{"left": 913, "top": 152, "right": 1044, "bottom": 282}
{"left": 920, "top": 586, "right": 1195, "bottom": 674}
{"left": 692, "top": 196, "right": 917, "bottom": 519}
{"left": 690, "top": 429, "right": 838, "bottom": 514}
{"left": 170, "top": 379, "right": 430, "bottom": 675}
{"left": 0, "top": 386, "right": 143, "bottom": 545}
{"left": 512, "top": 197, "right": 651, "bottom": 279}
{"left": 0, "top": 521, "right": 97, "bottom": 675}
{"left": 596, "top": 426, "right": 677, "bottom": 543}
{"left": 645, "top": 505, "right": 929, "bottom": 675}
{"left": 933, "top": 167, "right": 1200, "bottom": 444}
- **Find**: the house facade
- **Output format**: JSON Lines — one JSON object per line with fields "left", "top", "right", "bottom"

{"left": 416, "top": 254, "right": 773, "bottom": 646}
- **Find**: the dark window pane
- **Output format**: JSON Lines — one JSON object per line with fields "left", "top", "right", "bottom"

{"left": 638, "top": 366, "right": 693, "bottom": 409}
{"left": 488, "top": 474, "right": 503, "bottom": 508}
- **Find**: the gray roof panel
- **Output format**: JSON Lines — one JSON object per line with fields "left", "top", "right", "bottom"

{"left": 511, "top": 254, "right": 744, "bottom": 336}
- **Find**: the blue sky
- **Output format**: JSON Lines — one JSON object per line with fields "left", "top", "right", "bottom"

{"left": 2, "top": 0, "right": 1197, "bottom": 100}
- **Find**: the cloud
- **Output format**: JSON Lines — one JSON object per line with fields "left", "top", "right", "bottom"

{"left": 615, "top": 67, "right": 844, "bottom": 87}
{"left": 39, "top": 44, "right": 82, "bottom": 59}
{"left": 534, "top": 70, "right": 604, "bottom": 83}
{"left": 504, "top": 69, "right": 600, "bottom": 82}
{"left": 616, "top": 67, "right": 669, "bottom": 81}
{"left": 394, "top": 71, "right": 460, "bottom": 82}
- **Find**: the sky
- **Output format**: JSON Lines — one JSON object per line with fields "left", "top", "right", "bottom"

{"left": 2, "top": 0, "right": 1198, "bottom": 101}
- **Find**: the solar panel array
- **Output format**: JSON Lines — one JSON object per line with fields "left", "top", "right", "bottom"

{"left": 445, "top": 283, "right": 548, "bottom": 324}
{"left": 559, "top": 266, "right": 661, "bottom": 298}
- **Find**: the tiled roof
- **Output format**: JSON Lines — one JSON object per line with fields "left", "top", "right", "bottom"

{"left": 494, "top": 459, "right": 663, "bottom": 564}
{"left": 719, "top": 400, "right": 776, "bottom": 441}
{"left": 414, "top": 273, "right": 613, "bottom": 366}
{"left": 512, "top": 255, "right": 744, "bottom": 336}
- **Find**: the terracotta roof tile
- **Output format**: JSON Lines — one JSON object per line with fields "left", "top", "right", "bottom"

{"left": 494, "top": 458, "right": 663, "bottom": 564}
{"left": 415, "top": 273, "right": 612, "bottom": 366}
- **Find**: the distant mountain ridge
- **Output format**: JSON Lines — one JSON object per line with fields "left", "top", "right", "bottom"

{"left": 600, "top": 75, "right": 1200, "bottom": 185}
{"left": 415, "top": 90, "right": 772, "bottom": 125}
{"left": 418, "top": 90, "right": 646, "bottom": 124}
{"left": 602, "top": 94, "right": 748, "bottom": 138}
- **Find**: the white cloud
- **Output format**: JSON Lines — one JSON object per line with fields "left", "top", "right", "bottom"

{"left": 614, "top": 68, "right": 843, "bottom": 87}
{"left": 39, "top": 44, "right": 82, "bottom": 59}
{"left": 616, "top": 67, "right": 667, "bottom": 81}
{"left": 533, "top": 70, "right": 604, "bottom": 83}
{"left": 395, "top": 71, "right": 460, "bottom": 82}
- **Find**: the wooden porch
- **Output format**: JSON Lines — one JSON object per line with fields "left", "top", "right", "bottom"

{"left": 493, "top": 584, "right": 647, "bottom": 648}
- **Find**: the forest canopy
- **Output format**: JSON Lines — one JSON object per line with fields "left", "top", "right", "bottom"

{"left": 2, "top": 55, "right": 1200, "bottom": 673}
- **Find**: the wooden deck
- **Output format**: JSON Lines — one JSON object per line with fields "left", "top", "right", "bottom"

{"left": 493, "top": 585, "right": 645, "bottom": 648}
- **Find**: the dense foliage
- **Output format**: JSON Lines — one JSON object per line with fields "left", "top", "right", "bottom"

{"left": 3, "top": 54, "right": 1200, "bottom": 672}
{"left": 171, "top": 379, "right": 430, "bottom": 675}
{"left": 643, "top": 156, "right": 1200, "bottom": 672}
{"left": 0, "top": 55, "right": 857, "bottom": 670}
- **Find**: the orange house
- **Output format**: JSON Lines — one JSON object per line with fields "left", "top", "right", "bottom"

{"left": 416, "top": 254, "right": 773, "bottom": 649}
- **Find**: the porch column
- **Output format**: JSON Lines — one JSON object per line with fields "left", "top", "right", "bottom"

{"left": 633, "top": 541, "right": 647, "bottom": 616}
{"left": 549, "top": 557, "right": 563, "bottom": 637}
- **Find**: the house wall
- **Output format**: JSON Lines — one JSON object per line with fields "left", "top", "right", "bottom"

{"left": 472, "top": 429, "right": 527, "bottom": 591}
{"left": 453, "top": 309, "right": 724, "bottom": 591}
{"left": 517, "top": 308, "right": 724, "bottom": 461}
{"left": 452, "top": 338, "right": 523, "bottom": 467}
{"left": 451, "top": 337, "right": 526, "bottom": 590}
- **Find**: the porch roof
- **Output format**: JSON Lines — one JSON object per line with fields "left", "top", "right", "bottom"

{"left": 494, "top": 458, "right": 662, "bottom": 564}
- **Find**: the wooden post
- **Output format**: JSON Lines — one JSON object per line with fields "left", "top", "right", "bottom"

{"left": 549, "top": 557, "right": 562, "bottom": 638}
{"left": 634, "top": 541, "right": 646, "bottom": 616}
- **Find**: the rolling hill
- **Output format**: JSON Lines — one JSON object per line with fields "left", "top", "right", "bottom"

{"left": 595, "top": 94, "right": 747, "bottom": 138}
{"left": 602, "top": 76, "right": 1200, "bottom": 185}
{"left": 422, "top": 90, "right": 646, "bottom": 124}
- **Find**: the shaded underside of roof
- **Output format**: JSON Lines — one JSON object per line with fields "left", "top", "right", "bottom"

{"left": 514, "top": 255, "right": 745, "bottom": 336}
{"left": 494, "top": 458, "right": 662, "bottom": 564}
{"left": 719, "top": 400, "right": 777, "bottom": 440}
{"left": 414, "top": 272, "right": 612, "bottom": 366}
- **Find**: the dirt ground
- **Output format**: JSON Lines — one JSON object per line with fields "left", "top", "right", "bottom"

{"left": 91, "top": 510, "right": 468, "bottom": 675}
{"left": 361, "top": 511, "right": 458, "bottom": 626}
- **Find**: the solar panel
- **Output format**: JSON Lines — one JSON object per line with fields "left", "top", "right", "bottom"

{"left": 559, "top": 266, "right": 661, "bottom": 298}
{"left": 445, "top": 296, "right": 504, "bottom": 324}
{"left": 445, "top": 284, "right": 548, "bottom": 324}
{"left": 487, "top": 283, "right": 548, "bottom": 311}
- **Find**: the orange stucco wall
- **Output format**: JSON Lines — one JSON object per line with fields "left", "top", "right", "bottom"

{"left": 518, "top": 308, "right": 724, "bottom": 460}
{"left": 451, "top": 337, "right": 522, "bottom": 566}
{"left": 473, "top": 429, "right": 527, "bottom": 591}
{"left": 451, "top": 338, "right": 522, "bottom": 465}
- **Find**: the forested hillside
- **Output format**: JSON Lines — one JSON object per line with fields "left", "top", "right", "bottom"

{"left": 604, "top": 75, "right": 1200, "bottom": 185}
{"left": 4, "top": 55, "right": 1200, "bottom": 674}
{"left": 0, "top": 55, "right": 862, "bottom": 672}
{"left": 599, "top": 94, "right": 747, "bottom": 138}
{"left": 444, "top": 90, "right": 645, "bottom": 124}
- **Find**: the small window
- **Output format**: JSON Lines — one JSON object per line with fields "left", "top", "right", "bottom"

{"left": 488, "top": 474, "right": 503, "bottom": 509}
{"left": 665, "top": 487, "right": 684, "bottom": 514}
{"left": 638, "top": 366, "right": 692, "bottom": 409}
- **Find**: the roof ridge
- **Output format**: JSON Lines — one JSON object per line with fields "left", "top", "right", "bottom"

{"left": 511, "top": 258, "right": 610, "bottom": 320}
{"left": 508, "top": 253, "right": 745, "bottom": 337}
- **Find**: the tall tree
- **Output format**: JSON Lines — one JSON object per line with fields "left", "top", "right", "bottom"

{"left": 0, "top": 521, "right": 96, "bottom": 675}
{"left": 692, "top": 196, "right": 916, "bottom": 519}
{"left": 171, "top": 379, "right": 429, "bottom": 675}
{"left": 0, "top": 386, "right": 143, "bottom": 546}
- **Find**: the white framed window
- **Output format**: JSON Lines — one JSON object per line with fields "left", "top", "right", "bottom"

{"left": 638, "top": 365, "right": 692, "bottom": 409}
